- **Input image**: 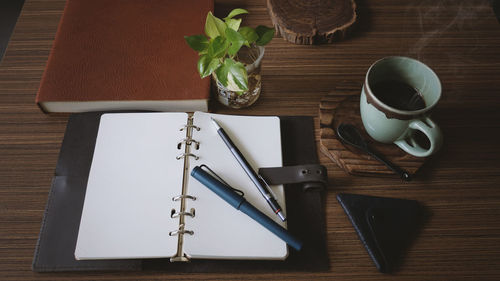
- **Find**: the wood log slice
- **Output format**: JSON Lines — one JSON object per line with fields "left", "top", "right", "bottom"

{"left": 266, "top": 0, "right": 357, "bottom": 44}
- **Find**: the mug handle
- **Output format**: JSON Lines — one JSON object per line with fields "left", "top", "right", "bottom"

{"left": 394, "top": 117, "right": 443, "bottom": 157}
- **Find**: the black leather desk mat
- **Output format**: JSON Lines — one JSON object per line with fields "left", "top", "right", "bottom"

{"left": 32, "top": 112, "right": 329, "bottom": 272}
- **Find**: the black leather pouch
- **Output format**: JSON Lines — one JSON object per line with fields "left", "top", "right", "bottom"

{"left": 337, "top": 193, "right": 424, "bottom": 273}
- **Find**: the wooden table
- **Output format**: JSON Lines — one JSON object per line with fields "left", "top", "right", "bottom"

{"left": 1, "top": 0, "right": 500, "bottom": 279}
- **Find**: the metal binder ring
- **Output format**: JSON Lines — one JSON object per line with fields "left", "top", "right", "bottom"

{"left": 168, "top": 224, "right": 194, "bottom": 236}
{"left": 177, "top": 138, "right": 200, "bottom": 150}
{"left": 180, "top": 124, "right": 200, "bottom": 131}
{"left": 169, "top": 229, "right": 194, "bottom": 236}
{"left": 176, "top": 153, "right": 199, "bottom": 160}
{"left": 172, "top": 195, "right": 197, "bottom": 201}
{"left": 171, "top": 208, "right": 196, "bottom": 218}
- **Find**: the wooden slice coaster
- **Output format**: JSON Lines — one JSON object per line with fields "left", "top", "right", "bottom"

{"left": 266, "top": 0, "right": 357, "bottom": 44}
{"left": 319, "top": 89, "right": 427, "bottom": 177}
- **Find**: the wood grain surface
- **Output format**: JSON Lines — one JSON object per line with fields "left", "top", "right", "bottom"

{"left": 1, "top": 0, "right": 500, "bottom": 280}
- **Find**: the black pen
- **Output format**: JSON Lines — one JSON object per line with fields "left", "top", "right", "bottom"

{"left": 211, "top": 118, "right": 286, "bottom": 222}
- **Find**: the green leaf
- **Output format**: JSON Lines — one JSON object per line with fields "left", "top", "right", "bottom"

{"left": 197, "top": 54, "right": 220, "bottom": 78}
{"left": 205, "top": 13, "right": 219, "bottom": 38}
{"left": 208, "top": 36, "right": 229, "bottom": 58}
{"left": 255, "top": 25, "right": 275, "bottom": 46}
{"left": 226, "top": 18, "right": 242, "bottom": 31}
{"left": 215, "top": 59, "right": 230, "bottom": 86}
{"left": 197, "top": 55, "right": 211, "bottom": 77}
{"left": 238, "top": 27, "right": 258, "bottom": 45}
{"left": 205, "top": 12, "right": 226, "bottom": 39}
{"left": 225, "top": 28, "right": 245, "bottom": 56}
{"left": 184, "top": 35, "right": 209, "bottom": 52}
{"left": 205, "top": 58, "right": 221, "bottom": 78}
{"left": 214, "top": 17, "right": 227, "bottom": 37}
{"left": 226, "top": 58, "right": 248, "bottom": 91}
{"left": 223, "top": 8, "right": 248, "bottom": 20}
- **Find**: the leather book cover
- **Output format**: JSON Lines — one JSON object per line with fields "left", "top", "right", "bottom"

{"left": 32, "top": 113, "right": 329, "bottom": 272}
{"left": 35, "top": 0, "right": 212, "bottom": 113}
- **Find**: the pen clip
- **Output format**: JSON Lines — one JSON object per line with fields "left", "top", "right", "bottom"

{"left": 199, "top": 164, "right": 244, "bottom": 197}
{"left": 258, "top": 174, "right": 279, "bottom": 199}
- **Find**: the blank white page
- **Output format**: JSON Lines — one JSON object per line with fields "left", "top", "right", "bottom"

{"left": 183, "top": 112, "right": 287, "bottom": 259}
{"left": 75, "top": 112, "right": 187, "bottom": 259}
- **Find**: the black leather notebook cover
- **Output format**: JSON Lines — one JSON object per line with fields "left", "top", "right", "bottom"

{"left": 32, "top": 112, "right": 329, "bottom": 272}
{"left": 337, "top": 193, "right": 423, "bottom": 273}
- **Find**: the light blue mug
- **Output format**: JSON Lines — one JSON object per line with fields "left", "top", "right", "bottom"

{"left": 360, "top": 56, "right": 443, "bottom": 157}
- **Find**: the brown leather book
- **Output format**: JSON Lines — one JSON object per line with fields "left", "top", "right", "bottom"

{"left": 36, "top": 0, "right": 212, "bottom": 113}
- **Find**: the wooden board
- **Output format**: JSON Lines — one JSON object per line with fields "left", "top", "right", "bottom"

{"left": 319, "top": 88, "right": 427, "bottom": 177}
{"left": 266, "top": 0, "right": 357, "bottom": 44}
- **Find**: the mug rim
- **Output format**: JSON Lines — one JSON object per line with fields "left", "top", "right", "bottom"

{"left": 364, "top": 56, "right": 442, "bottom": 117}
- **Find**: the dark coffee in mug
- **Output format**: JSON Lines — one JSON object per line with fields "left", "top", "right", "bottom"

{"left": 371, "top": 80, "right": 426, "bottom": 111}
{"left": 361, "top": 56, "right": 442, "bottom": 157}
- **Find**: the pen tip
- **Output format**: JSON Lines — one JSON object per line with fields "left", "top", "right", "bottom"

{"left": 210, "top": 117, "right": 221, "bottom": 130}
{"left": 277, "top": 211, "right": 286, "bottom": 222}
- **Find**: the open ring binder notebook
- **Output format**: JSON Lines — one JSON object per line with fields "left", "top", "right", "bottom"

{"left": 32, "top": 112, "right": 329, "bottom": 272}
{"left": 75, "top": 112, "right": 287, "bottom": 261}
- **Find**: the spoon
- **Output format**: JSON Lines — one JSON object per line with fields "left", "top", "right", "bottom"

{"left": 336, "top": 123, "right": 411, "bottom": 181}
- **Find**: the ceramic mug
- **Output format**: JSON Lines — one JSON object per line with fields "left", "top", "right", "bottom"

{"left": 360, "top": 56, "right": 443, "bottom": 157}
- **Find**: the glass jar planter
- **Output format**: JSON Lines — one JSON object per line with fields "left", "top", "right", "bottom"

{"left": 213, "top": 45, "right": 265, "bottom": 109}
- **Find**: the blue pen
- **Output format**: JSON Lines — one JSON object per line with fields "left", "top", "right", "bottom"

{"left": 191, "top": 165, "right": 303, "bottom": 251}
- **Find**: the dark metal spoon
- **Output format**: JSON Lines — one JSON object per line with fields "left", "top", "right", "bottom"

{"left": 336, "top": 123, "right": 411, "bottom": 181}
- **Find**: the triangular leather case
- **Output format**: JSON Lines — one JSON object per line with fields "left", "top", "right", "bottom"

{"left": 337, "top": 193, "right": 424, "bottom": 273}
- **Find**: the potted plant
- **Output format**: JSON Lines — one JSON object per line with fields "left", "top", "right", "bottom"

{"left": 184, "top": 9, "right": 274, "bottom": 108}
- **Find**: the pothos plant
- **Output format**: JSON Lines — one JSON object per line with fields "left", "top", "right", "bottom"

{"left": 184, "top": 9, "right": 274, "bottom": 93}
